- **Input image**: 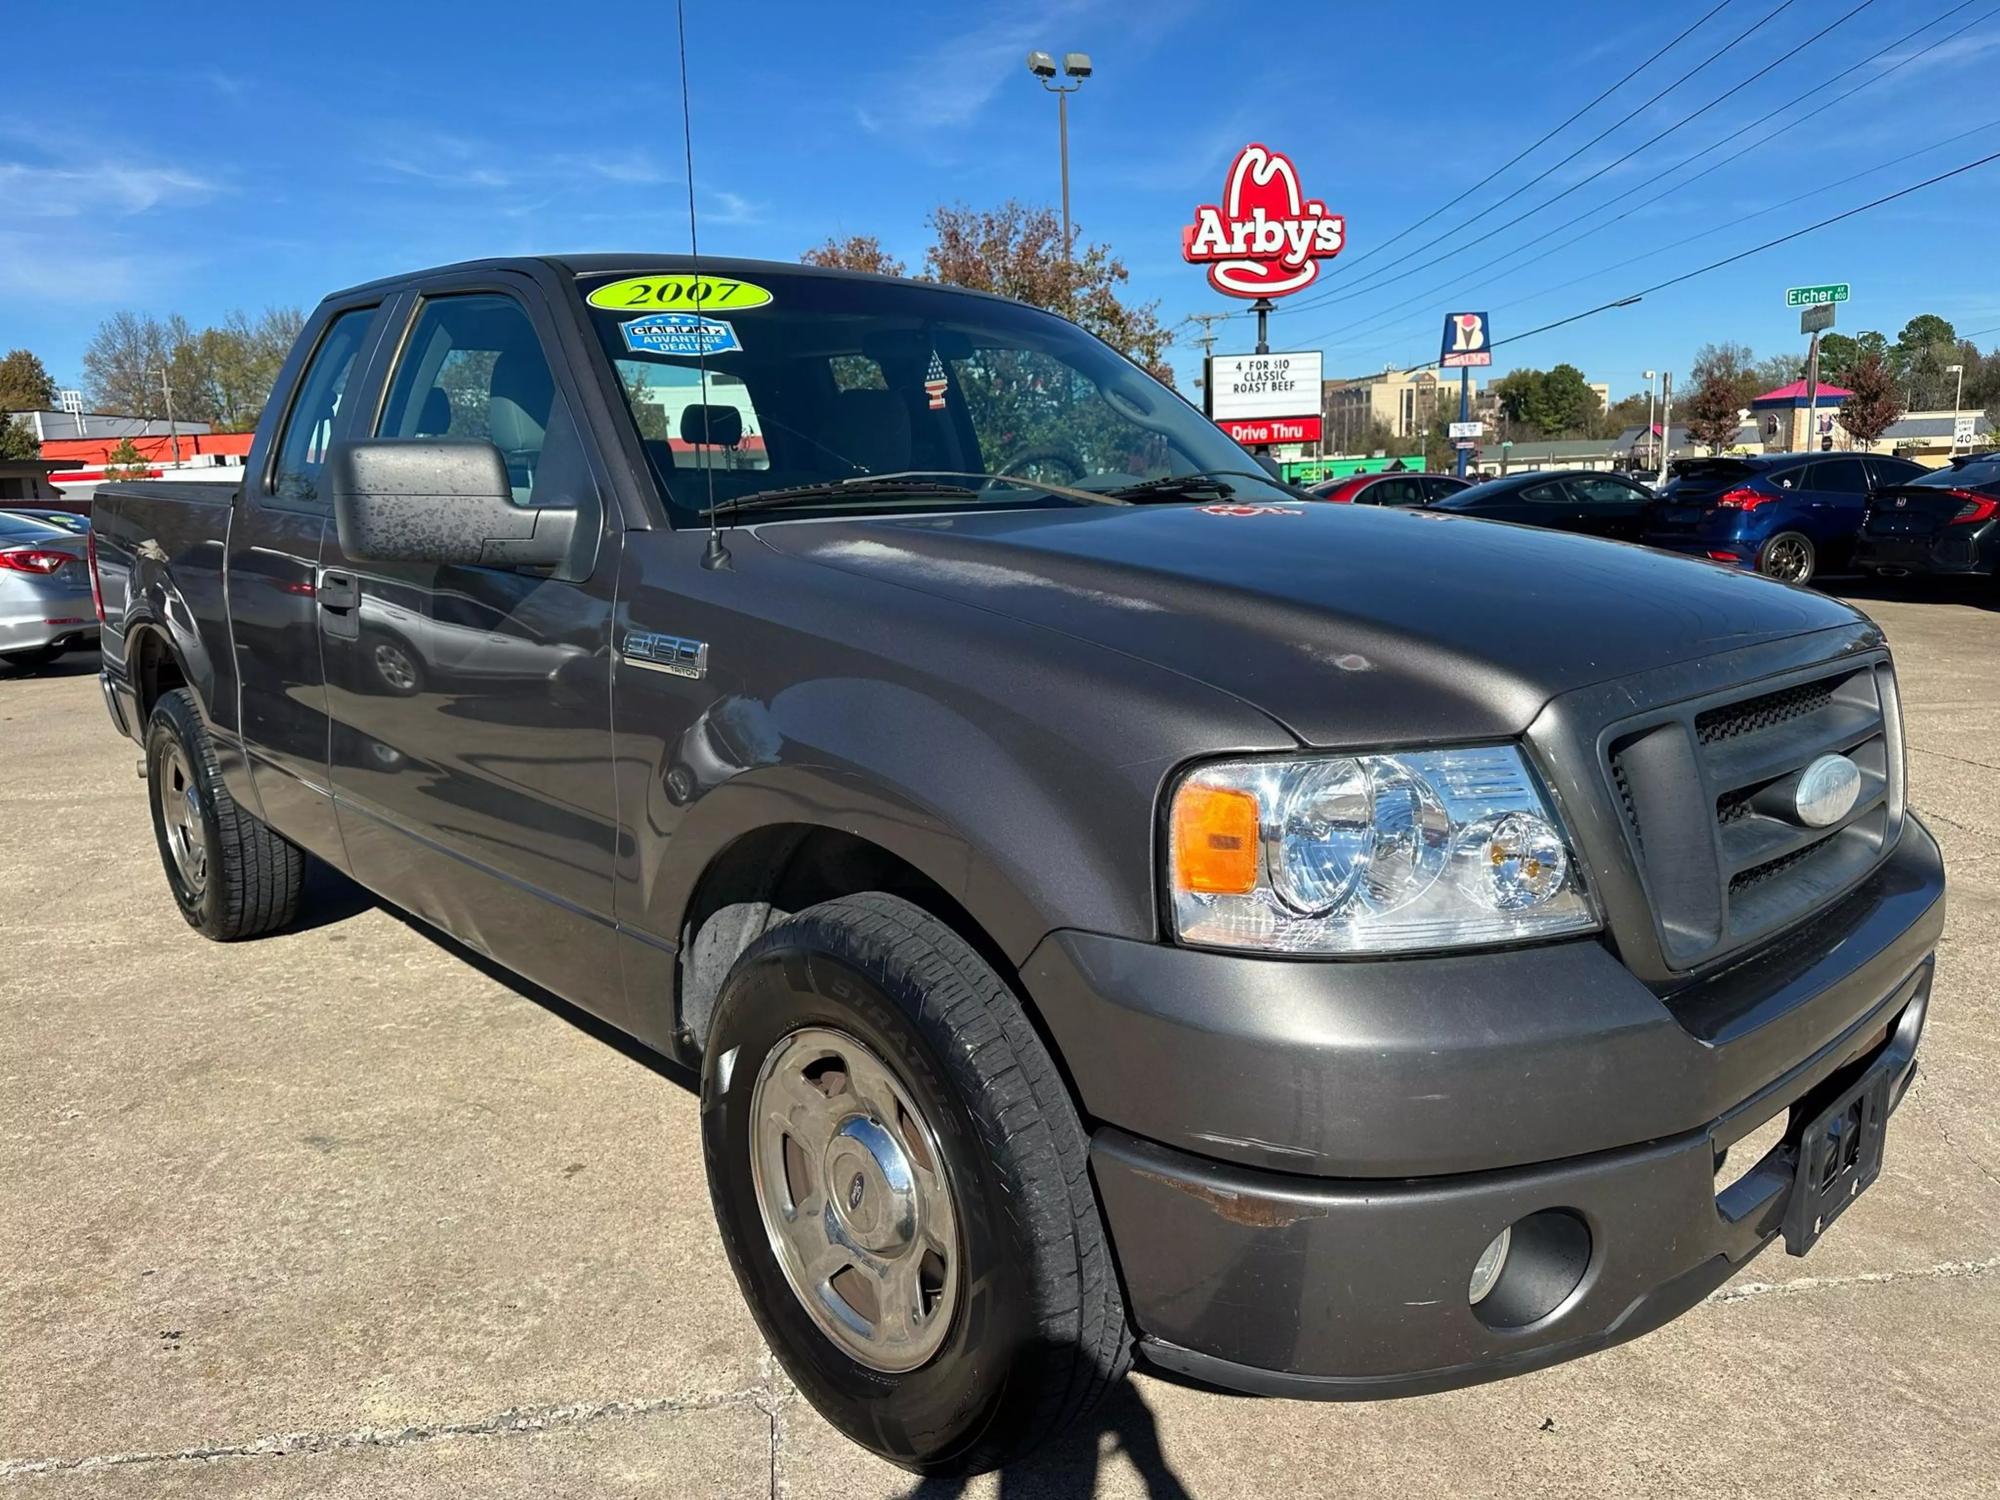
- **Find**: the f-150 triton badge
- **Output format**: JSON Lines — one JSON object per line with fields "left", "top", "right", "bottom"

{"left": 623, "top": 631, "right": 709, "bottom": 680}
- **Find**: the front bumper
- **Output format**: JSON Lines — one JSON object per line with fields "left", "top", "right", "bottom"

{"left": 1026, "top": 817, "right": 1943, "bottom": 1394}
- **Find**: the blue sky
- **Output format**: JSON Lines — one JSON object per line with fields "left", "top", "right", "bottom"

{"left": 4, "top": 0, "right": 1998, "bottom": 403}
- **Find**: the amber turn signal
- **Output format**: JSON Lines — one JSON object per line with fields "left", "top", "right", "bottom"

{"left": 1171, "top": 783, "right": 1260, "bottom": 895}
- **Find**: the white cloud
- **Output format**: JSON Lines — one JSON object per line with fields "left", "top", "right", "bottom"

{"left": 855, "top": 0, "right": 1098, "bottom": 141}
{"left": 0, "top": 161, "right": 216, "bottom": 218}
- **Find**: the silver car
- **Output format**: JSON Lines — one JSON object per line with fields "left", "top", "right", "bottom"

{"left": 0, "top": 512, "right": 97, "bottom": 670}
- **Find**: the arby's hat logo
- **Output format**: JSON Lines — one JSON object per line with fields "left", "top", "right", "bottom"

{"left": 1181, "top": 144, "right": 1344, "bottom": 299}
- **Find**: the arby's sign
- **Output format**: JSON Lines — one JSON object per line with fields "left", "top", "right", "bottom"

{"left": 1181, "top": 144, "right": 1344, "bottom": 298}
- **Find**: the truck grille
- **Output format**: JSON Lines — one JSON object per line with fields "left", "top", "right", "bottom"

{"left": 1602, "top": 658, "right": 1902, "bottom": 972}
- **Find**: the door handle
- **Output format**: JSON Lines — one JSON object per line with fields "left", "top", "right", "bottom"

{"left": 318, "top": 569, "right": 358, "bottom": 610}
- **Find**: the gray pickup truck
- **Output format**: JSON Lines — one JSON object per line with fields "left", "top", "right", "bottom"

{"left": 89, "top": 256, "right": 1945, "bottom": 1476}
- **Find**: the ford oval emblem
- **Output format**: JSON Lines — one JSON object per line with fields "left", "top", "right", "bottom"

{"left": 1794, "top": 753, "right": 1862, "bottom": 828}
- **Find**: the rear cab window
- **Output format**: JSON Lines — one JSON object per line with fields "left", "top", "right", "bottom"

{"left": 268, "top": 308, "right": 375, "bottom": 508}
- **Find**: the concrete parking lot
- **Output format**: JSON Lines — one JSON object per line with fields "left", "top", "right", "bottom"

{"left": 4, "top": 579, "right": 1996, "bottom": 1499}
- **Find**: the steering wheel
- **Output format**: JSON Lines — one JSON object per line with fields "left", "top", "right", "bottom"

{"left": 991, "top": 445, "right": 1088, "bottom": 486}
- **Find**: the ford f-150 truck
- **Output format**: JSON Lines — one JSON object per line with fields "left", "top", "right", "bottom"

{"left": 89, "top": 256, "right": 1945, "bottom": 1476}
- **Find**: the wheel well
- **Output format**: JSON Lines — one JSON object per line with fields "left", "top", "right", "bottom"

{"left": 130, "top": 626, "right": 188, "bottom": 724}
{"left": 677, "top": 824, "right": 1018, "bottom": 1052}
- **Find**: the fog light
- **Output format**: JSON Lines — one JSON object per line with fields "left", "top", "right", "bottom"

{"left": 1468, "top": 1225, "right": 1512, "bottom": 1305}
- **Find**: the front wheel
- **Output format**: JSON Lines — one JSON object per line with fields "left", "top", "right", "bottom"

{"left": 700, "top": 894, "right": 1129, "bottom": 1475}
{"left": 1758, "top": 530, "right": 1817, "bottom": 585}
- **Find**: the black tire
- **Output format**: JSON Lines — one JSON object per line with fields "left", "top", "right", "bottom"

{"left": 700, "top": 893, "right": 1128, "bottom": 1475}
{"left": 1758, "top": 530, "right": 1817, "bottom": 585}
{"left": 145, "top": 687, "right": 303, "bottom": 940}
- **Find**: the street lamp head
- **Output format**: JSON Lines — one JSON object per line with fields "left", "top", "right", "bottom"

{"left": 1063, "top": 51, "right": 1093, "bottom": 78}
{"left": 1946, "top": 363, "right": 1964, "bottom": 374}
{"left": 1026, "top": 49, "right": 1057, "bottom": 78}
{"left": 1644, "top": 369, "right": 1656, "bottom": 381}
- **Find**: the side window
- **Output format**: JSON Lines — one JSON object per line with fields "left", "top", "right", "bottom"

{"left": 1572, "top": 476, "right": 1640, "bottom": 505}
{"left": 1809, "top": 459, "right": 1869, "bottom": 495}
{"left": 269, "top": 308, "right": 374, "bottom": 507}
{"left": 1522, "top": 481, "right": 1566, "bottom": 504}
{"left": 1368, "top": 477, "right": 1420, "bottom": 506}
{"left": 378, "top": 294, "right": 584, "bottom": 508}
{"left": 1864, "top": 456, "right": 1921, "bottom": 488}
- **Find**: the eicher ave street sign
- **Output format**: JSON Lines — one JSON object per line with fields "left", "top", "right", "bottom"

{"left": 1182, "top": 144, "right": 1344, "bottom": 299}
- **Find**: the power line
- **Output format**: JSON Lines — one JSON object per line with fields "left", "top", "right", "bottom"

{"left": 1326, "top": 117, "right": 1999, "bottom": 377}
{"left": 1385, "top": 148, "right": 2000, "bottom": 375}
{"left": 1325, "top": 0, "right": 1737, "bottom": 281}
{"left": 1297, "top": 3, "right": 1996, "bottom": 356}
{"left": 1270, "top": 0, "right": 1806, "bottom": 320}
{"left": 1281, "top": 0, "right": 1877, "bottom": 320}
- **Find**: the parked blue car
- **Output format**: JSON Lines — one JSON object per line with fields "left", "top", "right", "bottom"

{"left": 1642, "top": 452, "right": 1927, "bottom": 585}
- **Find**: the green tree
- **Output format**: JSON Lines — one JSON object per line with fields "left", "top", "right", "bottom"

{"left": 102, "top": 437, "right": 150, "bottom": 480}
{"left": 0, "top": 349, "right": 56, "bottom": 413}
{"left": 0, "top": 418, "right": 41, "bottom": 460}
{"left": 1893, "top": 314, "right": 1961, "bottom": 408}
{"left": 1839, "top": 351, "right": 1904, "bottom": 448}
{"left": 1684, "top": 369, "right": 1745, "bottom": 453}
{"left": 1824, "top": 334, "right": 1864, "bottom": 388}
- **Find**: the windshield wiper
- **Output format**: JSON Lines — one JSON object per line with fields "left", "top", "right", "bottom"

{"left": 1100, "top": 469, "right": 1292, "bottom": 502}
{"left": 702, "top": 469, "right": 1127, "bottom": 519}
{"left": 702, "top": 478, "right": 981, "bottom": 519}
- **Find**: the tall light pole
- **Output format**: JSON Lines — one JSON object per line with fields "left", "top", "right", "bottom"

{"left": 1643, "top": 369, "right": 1656, "bottom": 474}
{"left": 1946, "top": 362, "right": 1965, "bottom": 454}
{"left": 1026, "top": 50, "right": 1091, "bottom": 264}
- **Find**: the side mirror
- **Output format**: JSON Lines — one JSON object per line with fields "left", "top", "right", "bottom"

{"left": 329, "top": 440, "right": 576, "bottom": 568}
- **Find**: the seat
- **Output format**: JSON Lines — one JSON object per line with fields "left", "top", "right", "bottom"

{"left": 414, "top": 386, "right": 453, "bottom": 437}
{"left": 827, "top": 389, "right": 913, "bottom": 475}
{"left": 488, "top": 351, "right": 555, "bottom": 497}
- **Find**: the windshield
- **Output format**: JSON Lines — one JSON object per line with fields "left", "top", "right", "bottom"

{"left": 577, "top": 267, "right": 1295, "bottom": 523}
{"left": 1905, "top": 454, "right": 2000, "bottom": 488}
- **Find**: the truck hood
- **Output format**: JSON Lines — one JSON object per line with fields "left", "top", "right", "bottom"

{"left": 758, "top": 501, "right": 1865, "bottom": 745}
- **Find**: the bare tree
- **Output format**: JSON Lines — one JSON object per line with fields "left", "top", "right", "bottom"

{"left": 83, "top": 312, "right": 172, "bottom": 416}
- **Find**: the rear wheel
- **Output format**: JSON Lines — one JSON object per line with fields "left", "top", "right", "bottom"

{"left": 700, "top": 894, "right": 1128, "bottom": 1475}
{"left": 146, "top": 687, "right": 304, "bottom": 939}
{"left": 1759, "top": 531, "right": 1816, "bottom": 585}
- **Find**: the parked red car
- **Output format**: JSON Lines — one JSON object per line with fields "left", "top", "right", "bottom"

{"left": 1308, "top": 472, "right": 1470, "bottom": 506}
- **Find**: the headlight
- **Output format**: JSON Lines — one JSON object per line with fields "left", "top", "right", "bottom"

{"left": 1167, "top": 745, "right": 1597, "bottom": 955}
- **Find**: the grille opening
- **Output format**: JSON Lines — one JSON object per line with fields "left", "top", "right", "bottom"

{"left": 1610, "top": 751, "right": 1643, "bottom": 851}
{"left": 1728, "top": 833, "right": 1836, "bottom": 896}
{"left": 1715, "top": 788, "right": 1756, "bottom": 826}
{"left": 1695, "top": 678, "right": 1837, "bottom": 746}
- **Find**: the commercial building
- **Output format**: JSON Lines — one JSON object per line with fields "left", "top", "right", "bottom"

{"left": 7, "top": 410, "right": 212, "bottom": 443}
{"left": 1322, "top": 367, "right": 1473, "bottom": 444}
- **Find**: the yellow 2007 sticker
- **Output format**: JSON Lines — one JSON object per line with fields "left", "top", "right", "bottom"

{"left": 586, "top": 275, "right": 773, "bottom": 312}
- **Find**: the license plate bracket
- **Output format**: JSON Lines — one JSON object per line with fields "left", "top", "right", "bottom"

{"left": 1781, "top": 1065, "right": 1891, "bottom": 1256}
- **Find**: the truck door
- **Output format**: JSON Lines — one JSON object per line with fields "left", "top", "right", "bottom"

{"left": 319, "top": 284, "right": 625, "bottom": 1016}
{"left": 226, "top": 298, "right": 385, "bottom": 867}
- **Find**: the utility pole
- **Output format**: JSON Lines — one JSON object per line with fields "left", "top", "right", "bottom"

{"left": 1185, "top": 311, "right": 1227, "bottom": 359}
{"left": 154, "top": 367, "right": 182, "bottom": 466}
{"left": 1656, "top": 372, "right": 1673, "bottom": 487}
{"left": 1947, "top": 362, "right": 1965, "bottom": 454}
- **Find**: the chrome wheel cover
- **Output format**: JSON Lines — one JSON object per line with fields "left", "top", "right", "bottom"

{"left": 158, "top": 744, "right": 207, "bottom": 896}
{"left": 748, "top": 1026, "right": 960, "bottom": 1373}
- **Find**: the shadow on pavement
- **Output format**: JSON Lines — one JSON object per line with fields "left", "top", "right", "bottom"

{"left": 1832, "top": 573, "right": 1997, "bottom": 613}
{"left": 898, "top": 1378, "right": 1194, "bottom": 1500}
{"left": 0, "top": 646, "right": 103, "bottom": 680}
